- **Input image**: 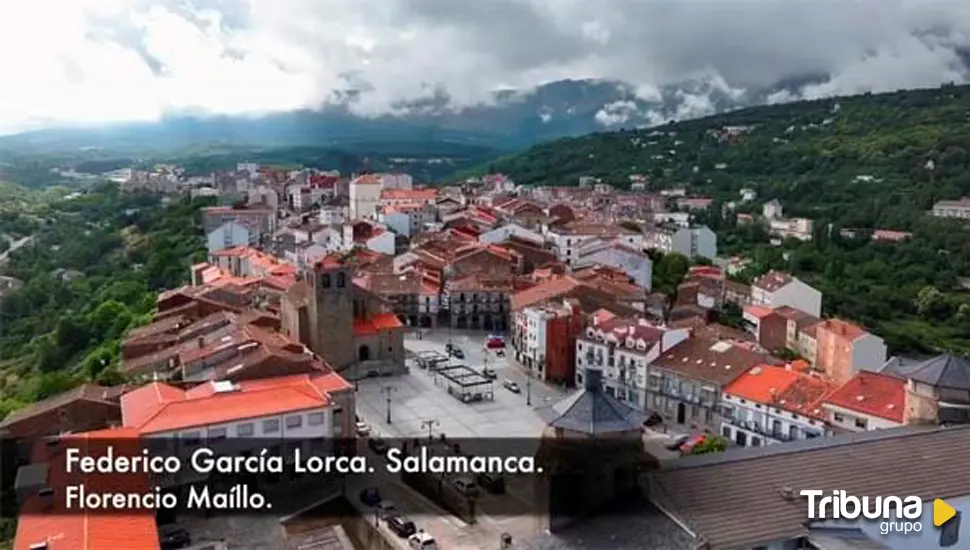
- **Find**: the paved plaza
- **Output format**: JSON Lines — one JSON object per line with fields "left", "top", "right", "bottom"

{"left": 355, "top": 330, "right": 566, "bottom": 439}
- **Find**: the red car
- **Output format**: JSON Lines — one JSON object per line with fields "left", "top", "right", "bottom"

{"left": 485, "top": 336, "right": 506, "bottom": 349}
{"left": 679, "top": 435, "right": 707, "bottom": 455}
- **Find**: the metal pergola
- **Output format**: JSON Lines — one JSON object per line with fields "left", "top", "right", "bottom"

{"left": 415, "top": 350, "right": 449, "bottom": 371}
{"left": 435, "top": 364, "right": 495, "bottom": 403}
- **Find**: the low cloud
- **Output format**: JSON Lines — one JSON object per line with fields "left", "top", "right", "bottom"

{"left": 1, "top": 0, "right": 970, "bottom": 134}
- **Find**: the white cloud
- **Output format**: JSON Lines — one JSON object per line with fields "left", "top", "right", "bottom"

{"left": 0, "top": 0, "right": 969, "bottom": 134}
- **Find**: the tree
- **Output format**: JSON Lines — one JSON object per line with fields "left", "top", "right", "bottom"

{"left": 653, "top": 252, "right": 690, "bottom": 296}
{"left": 689, "top": 436, "right": 728, "bottom": 456}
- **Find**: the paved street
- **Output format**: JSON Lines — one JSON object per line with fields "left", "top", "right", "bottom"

{"left": 355, "top": 330, "right": 573, "bottom": 439}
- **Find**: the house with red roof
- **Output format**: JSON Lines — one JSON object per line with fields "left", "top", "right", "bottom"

{"left": 815, "top": 318, "right": 887, "bottom": 386}
{"left": 750, "top": 270, "right": 822, "bottom": 317}
{"left": 721, "top": 364, "right": 836, "bottom": 447}
{"left": 576, "top": 317, "right": 690, "bottom": 399}
{"left": 821, "top": 370, "right": 905, "bottom": 432}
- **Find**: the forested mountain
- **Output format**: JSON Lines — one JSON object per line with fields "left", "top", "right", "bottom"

{"left": 0, "top": 184, "right": 207, "bottom": 419}
{"left": 488, "top": 83, "right": 970, "bottom": 356}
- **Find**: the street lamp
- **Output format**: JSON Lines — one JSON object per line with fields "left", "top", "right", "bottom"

{"left": 421, "top": 419, "right": 440, "bottom": 442}
{"left": 526, "top": 372, "right": 532, "bottom": 407}
{"left": 381, "top": 385, "right": 397, "bottom": 424}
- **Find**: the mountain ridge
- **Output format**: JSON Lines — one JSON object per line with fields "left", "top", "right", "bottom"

{"left": 0, "top": 76, "right": 833, "bottom": 154}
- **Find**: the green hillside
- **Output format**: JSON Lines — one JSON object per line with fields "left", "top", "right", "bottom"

{"left": 490, "top": 84, "right": 970, "bottom": 356}
{"left": 490, "top": 83, "right": 970, "bottom": 229}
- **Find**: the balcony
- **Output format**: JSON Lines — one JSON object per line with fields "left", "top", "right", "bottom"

{"left": 724, "top": 416, "right": 796, "bottom": 442}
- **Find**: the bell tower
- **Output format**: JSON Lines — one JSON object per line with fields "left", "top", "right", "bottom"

{"left": 308, "top": 255, "right": 356, "bottom": 371}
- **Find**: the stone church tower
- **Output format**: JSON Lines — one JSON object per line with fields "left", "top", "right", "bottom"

{"left": 307, "top": 256, "right": 356, "bottom": 371}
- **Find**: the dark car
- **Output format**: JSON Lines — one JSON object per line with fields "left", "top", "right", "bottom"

{"left": 477, "top": 472, "right": 506, "bottom": 494}
{"left": 369, "top": 437, "right": 390, "bottom": 454}
{"left": 159, "top": 525, "right": 191, "bottom": 549}
{"left": 387, "top": 515, "right": 417, "bottom": 538}
{"left": 360, "top": 487, "right": 381, "bottom": 507}
{"left": 643, "top": 412, "right": 664, "bottom": 428}
{"left": 450, "top": 347, "right": 465, "bottom": 359}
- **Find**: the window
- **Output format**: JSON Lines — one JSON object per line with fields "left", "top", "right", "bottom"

{"left": 321, "top": 274, "right": 331, "bottom": 288}
{"left": 308, "top": 412, "right": 325, "bottom": 426}
{"left": 286, "top": 415, "right": 303, "bottom": 429}
{"left": 337, "top": 272, "right": 346, "bottom": 288}
{"left": 181, "top": 431, "right": 201, "bottom": 446}
{"left": 854, "top": 417, "right": 867, "bottom": 429}
{"left": 833, "top": 413, "right": 845, "bottom": 423}
{"left": 263, "top": 419, "right": 280, "bottom": 433}
{"left": 208, "top": 428, "right": 227, "bottom": 440}
{"left": 236, "top": 423, "right": 254, "bottom": 436}
{"left": 751, "top": 437, "right": 761, "bottom": 447}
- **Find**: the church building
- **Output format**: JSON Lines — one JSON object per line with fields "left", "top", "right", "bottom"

{"left": 281, "top": 252, "right": 406, "bottom": 379}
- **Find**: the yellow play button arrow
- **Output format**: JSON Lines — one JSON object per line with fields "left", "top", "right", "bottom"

{"left": 935, "top": 498, "right": 957, "bottom": 527}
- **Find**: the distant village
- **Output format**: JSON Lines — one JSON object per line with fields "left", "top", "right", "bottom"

{"left": 8, "top": 158, "right": 970, "bottom": 550}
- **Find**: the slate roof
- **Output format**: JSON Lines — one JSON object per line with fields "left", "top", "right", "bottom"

{"left": 895, "top": 353, "right": 970, "bottom": 391}
{"left": 807, "top": 526, "right": 894, "bottom": 550}
{"left": 536, "top": 369, "right": 648, "bottom": 435}
{"left": 650, "top": 424, "right": 968, "bottom": 550}
{"left": 520, "top": 496, "right": 693, "bottom": 550}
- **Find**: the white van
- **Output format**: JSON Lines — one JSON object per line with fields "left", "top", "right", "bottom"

{"left": 408, "top": 531, "right": 437, "bottom": 550}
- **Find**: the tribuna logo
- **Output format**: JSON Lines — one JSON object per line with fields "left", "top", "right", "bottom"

{"left": 801, "top": 490, "right": 924, "bottom": 535}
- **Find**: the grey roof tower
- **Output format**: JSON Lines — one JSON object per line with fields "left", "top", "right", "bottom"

{"left": 536, "top": 366, "right": 648, "bottom": 435}
{"left": 897, "top": 353, "right": 970, "bottom": 390}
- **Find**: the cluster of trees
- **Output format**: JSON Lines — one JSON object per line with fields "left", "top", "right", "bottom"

{"left": 708, "top": 203, "right": 970, "bottom": 355}
{"left": 0, "top": 183, "right": 208, "bottom": 419}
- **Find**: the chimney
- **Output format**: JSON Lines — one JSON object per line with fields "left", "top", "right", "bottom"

{"left": 585, "top": 367, "right": 603, "bottom": 392}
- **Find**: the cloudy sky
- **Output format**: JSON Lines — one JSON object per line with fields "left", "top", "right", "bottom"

{"left": 1, "top": 0, "right": 969, "bottom": 135}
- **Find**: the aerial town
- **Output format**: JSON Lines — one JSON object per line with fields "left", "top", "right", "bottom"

{"left": 5, "top": 162, "right": 970, "bottom": 550}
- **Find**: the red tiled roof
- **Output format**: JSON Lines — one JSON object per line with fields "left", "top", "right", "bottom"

{"left": 353, "top": 312, "right": 404, "bottom": 336}
{"left": 817, "top": 318, "right": 870, "bottom": 341}
{"left": 120, "top": 373, "right": 351, "bottom": 434}
{"left": 510, "top": 276, "right": 584, "bottom": 311}
{"left": 744, "top": 304, "right": 775, "bottom": 319}
{"left": 822, "top": 371, "right": 905, "bottom": 423}
{"left": 753, "top": 270, "right": 794, "bottom": 292}
{"left": 14, "top": 428, "right": 160, "bottom": 550}
{"left": 724, "top": 364, "right": 835, "bottom": 418}
{"left": 380, "top": 189, "right": 438, "bottom": 201}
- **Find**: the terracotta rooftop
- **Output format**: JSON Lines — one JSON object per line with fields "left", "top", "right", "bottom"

{"left": 817, "top": 318, "right": 870, "bottom": 341}
{"left": 651, "top": 336, "right": 782, "bottom": 386}
{"left": 120, "top": 372, "right": 351, "bottom": 434}
{"left": 14, "top": 428, "right": 160, "bottom": 550}
{"left": 753, "top": 270, "right": 794, "bottom": 292}
{"left": 822, "top": 370, "right": 905, "bottom": 423}
{"left": 724, "top": 364, "right": 835, "bottom": 419}
{"left": 352, "top": 312, "right": 404, "bottom": 336}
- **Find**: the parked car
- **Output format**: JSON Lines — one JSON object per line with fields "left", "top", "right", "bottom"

{"left": 359, "top": 487, "right": 381, "bottom": 507}
{"left": 408, "top": 531, "right": 437, "bottom": 550}
{"left": 450, "top": 347, "right": 465, "bottom": 359}
{"left": 369, "top": 437, "right": 389, "bottom": 454}
{"left": 387, "top": 515, "right": 417, "bottom": 538}
{"left": 482, "top": 367, "right": 497, "bottom": 380}
{"left": 159, "top": 525, "right": 190, "bottom": 549}
{"left": 376, "top": 500, "right": 397, "bottom": 519}
{"left": 356, "top": 421, "right": 370, "bottom": 436}
{"left": 485, "top": 336, "right": 506, "bottom": 349}
{"left": 495, "top": 349, "right": 506, "bottom": 357}
{"left": 679, "top": 435, "right": 707, "bottom": 455}
{"left": 503, "top": 379, "right": 521, "bottom": 393}
{"left": 664, "top": 434, "right": 690, "bottom": 451}
{"left": 453, "top": 477, "right": 479, "bottom": 496}
{"left": 477, "top": 472, "right": 506, "bottom": 494}
{"left": 643, "top": 412, "right": 664, "bottom": 428}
